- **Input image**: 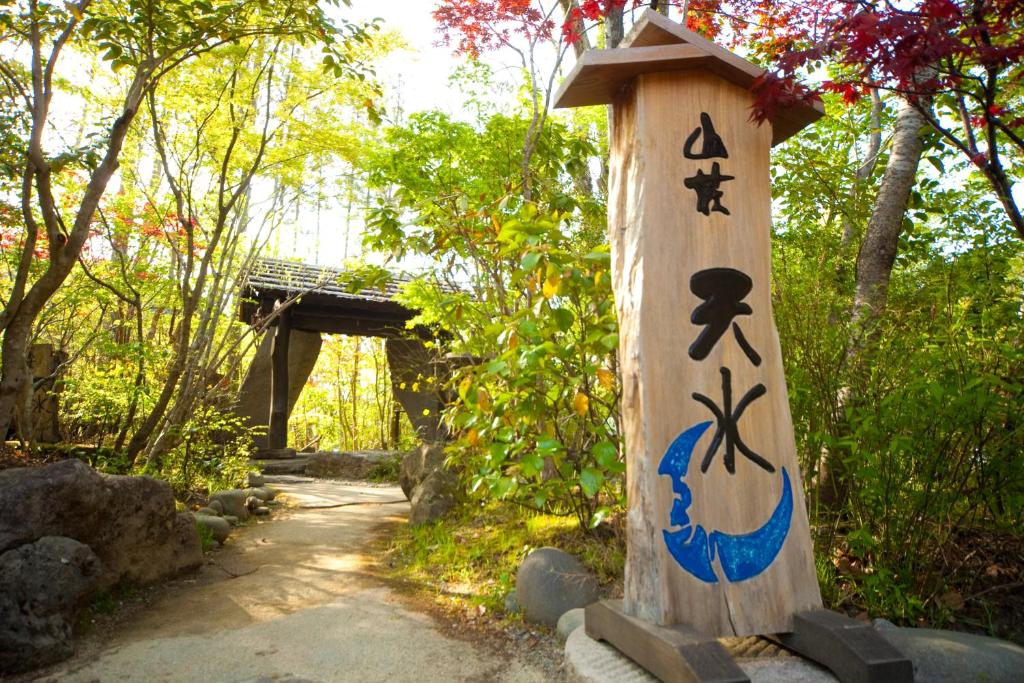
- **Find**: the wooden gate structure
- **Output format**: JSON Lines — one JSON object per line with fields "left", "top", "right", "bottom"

{"left": 235, "top": 258, "right": 453, "bottom": 455}
{"left": 555, "top": 11, "right": 912, "bottom": 683}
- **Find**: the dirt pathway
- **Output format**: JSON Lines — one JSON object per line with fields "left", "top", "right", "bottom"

{"left": 34, "top": 478, "right": 557, "bottom": 683}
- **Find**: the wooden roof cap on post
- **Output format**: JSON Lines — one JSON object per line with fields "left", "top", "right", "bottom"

{"left": 553, "top": 10, "right": 823, "bottom": 146}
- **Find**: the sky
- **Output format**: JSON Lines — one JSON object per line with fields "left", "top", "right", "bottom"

{"left": 273, "top": 1, "right": 515, "bottom": 268}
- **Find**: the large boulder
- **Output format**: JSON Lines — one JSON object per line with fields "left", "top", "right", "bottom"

{"left": 399, "top": 443, "right": 447, "bottom": 500}
{"left": 0, "top": 459, "right": 110, "bottom": 554}
{"left": 408, "top": 471, "right": 458, "bottom": 525}
{"left": 0, "top": 459, "right": 202, "bottom": 591}
{"left": 516, "top": 547, "right": 599, "bottom": 627}
{"left": 0, "top": 536, "right": 103, "bottom": 674}
{"left": 92, "top": 473, "right": 202, "bottom": 589}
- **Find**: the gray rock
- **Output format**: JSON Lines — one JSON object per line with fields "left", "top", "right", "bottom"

{"left": 195, "top": 507, "right": 220, "bottom": 517}
{"left": 96, "top": 475, "right": 202, "bottom": 589}
{"left": 208, "top": 499, "right": 224, "bottom": 515}
{"left": 223, "top": 515, "right": 240, "bottom": 526}
{"left": 877, "top": 624, "right": 1024, "bottom": 683}
{"left": 245, "top": 486, "right": 276, "bottom": 502}
{"left": 557, "top": 608, "right": 586, "bottom": 641}
{"left": 305, "top": 451, "right": 397, "bottom": 480}
{"left": 504, "top": 590, "right": 520, "bottom": 615}
{"left": 516, "top": 547, "right": 599, "bottom": 627}
{"left": 0, "top": 536, "right": 103, "bottom": 674}
{"left": 193, "top": 515, "right": 230, "bottom": 544}
{"left": 0, "top": 459, "right": 109, "bottom": 554}
{"left": 399, "top": 444, "right": 447, "bottom": 500}
{"left": 0, "top": 460, "right": 201, "bottom": 592}
{"left": 245, "top": 495, "right": 261, "bottom": 512}
{"left": 210, "top": 489, "right": 249, "bottom": 521}
{"left": 253, "top": 507, "right": 271, "bottom": 516}
{"left": 246, "top": 472, "right": 266, "bottom": 488}
{"left": 408, "top": 471, "right": 458, "bottom": 525}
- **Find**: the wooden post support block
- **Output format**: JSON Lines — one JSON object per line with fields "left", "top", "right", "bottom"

{"left": 557, "top": 10, "right": 825, "bottom": 638}
{"left": 773, "top": 610, "right": 914, "bottom": 683}
{"left": 585, "top": 600, "right": 750, "bottom": 683}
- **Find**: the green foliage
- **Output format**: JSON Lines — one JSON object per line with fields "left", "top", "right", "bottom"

{"left": 445, "top": 206, "right": 622, "bottom": 529}
{"left": 194, "top": 520, "right": 216, "bottom": 553}
{"left": 385, "top": 503, "right": 624, "bottom": 615}
{"left": 154, "top": 407, "right": 258, "bottom": 496}
{"left": 773, "top": 95, "right": 1024, "bottom": 630}
{"left": 363, "top": 99, "right": 617, "bottom": 529}
{"left": 366, "top": 456, "right": 401, "bottom": 483}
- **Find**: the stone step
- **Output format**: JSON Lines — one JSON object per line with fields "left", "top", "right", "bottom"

{"left": 252, "top": 456, "right": 310, "bottom": 475}
{"left": 254, "top": 448, "right": 299, "bottom": 460}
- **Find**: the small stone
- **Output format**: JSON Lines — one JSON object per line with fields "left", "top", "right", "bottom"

{"left": 222, "top": 515, "right": 239, "bottom": 526}
{"left": 194, "top": 507, "right": 219, "bottom": 517}
{"left": 245, "top": 486, "right": 276, "bottom": 502}
{"left": 504, "top": 590, "right": 520, "bottom": 615}
{"left": 245, "top": 495, "right": 261, "bottom": 512}
{"left": 253, "top": 507, "right": 270, "bottom": 516}
{"left": 208, "top": 499, "right": 224, "bottom": 515}
{"left": 209, "top": 490, "right": 248, "bottom": 520}
{"left": 516, "top": 547, "right": 599, "bottom": 627}
{"left": 192, "top": 515, "right": 230, "bottom": 544}
{"left": 557, "top": 608, "right": 585, "bottom": 641}
{"left": 246, "top": 472, "right": 266, "bottom": 488}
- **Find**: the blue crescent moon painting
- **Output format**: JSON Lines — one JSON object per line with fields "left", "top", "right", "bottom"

{"left": 658, "top": 421, "right": 793, "bottom": 583}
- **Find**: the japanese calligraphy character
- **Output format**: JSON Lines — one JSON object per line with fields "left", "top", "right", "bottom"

{"left": 689, "top": 268, "right": 762, "bottom": 366}
{"left": 684, "top": 162, "right": 734, "bottom": 216}
{"left": 683, "top": 112, "right": 728, "bottom": 160}
{"left": 692, "top": 367, "right": 774, "bottom": 475}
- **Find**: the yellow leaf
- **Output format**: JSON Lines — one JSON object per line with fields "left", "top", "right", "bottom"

{"left": 67, "top": 2, "right": 83, "bottom": 20}
{"left": 466, "top": 428, "right": 480, "bottom": 446}
{"left": 573, "top": 391, "right": 590, "bottom": 417}
{"left": 478, "top": 388, "right": 492, "bottom": 412}
{"left": 508, "top": 332, "right": 519, "bottom": 350}
{"left": 594, "top": 271, "right": 603, "bottom": 287}
{"left": 542, "top": 274, "right": 560, "bottom": 299}
{"left": 597, "top": 368, "right": 615, "bottom": 390}
{"left": 459, "top": 377, "right": 472, "bottom": 399}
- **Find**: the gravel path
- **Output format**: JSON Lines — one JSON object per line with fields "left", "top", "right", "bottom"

{"left": 34, "top": 478, "right": 556, "bottom": 683}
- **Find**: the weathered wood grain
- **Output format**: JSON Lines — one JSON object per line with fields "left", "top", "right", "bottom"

{"left": 610, "top": 70, "right": 822, "bottom": 636}
{"left": 774, "top": 610, "right": 914, "bottom": 683}
{"left": 586, "top": 600, "right": 750, "bottom": 683}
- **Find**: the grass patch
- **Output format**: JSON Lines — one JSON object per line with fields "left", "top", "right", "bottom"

{"left": 366, "top": 456, "right": 401, "bottom": 483}
{"left": 384, "top": 502, "right": 625, "bottom": 615}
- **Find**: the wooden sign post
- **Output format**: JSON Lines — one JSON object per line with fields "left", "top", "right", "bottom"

{"left": 555, "top": 11, "right": 912, "bottom": 683}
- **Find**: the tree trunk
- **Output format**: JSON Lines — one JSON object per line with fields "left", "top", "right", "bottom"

{"left": 818, "top": 96, "right": 929, "bottom": 511}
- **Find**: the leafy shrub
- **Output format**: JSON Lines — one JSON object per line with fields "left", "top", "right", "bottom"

{"left": 157, "top": 407, "right": 258, "bottom": 496}
{"left": 442, "top": 207, "right": 622, "bottom": 529}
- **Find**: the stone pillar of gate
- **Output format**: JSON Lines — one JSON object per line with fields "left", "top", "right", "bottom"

{"left": 234, "top": 329, "right": 323, "bottom": 449}
{"left": 385, "top": 337, "right": 447, "bottom": 444}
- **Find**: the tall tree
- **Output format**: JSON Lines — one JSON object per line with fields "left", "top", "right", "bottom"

{"left": 0, "top": 0, "right": 372, "bottom": 442}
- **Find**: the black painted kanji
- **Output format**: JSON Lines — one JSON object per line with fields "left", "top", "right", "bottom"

{"left": 684, "top": 162, "right": 734, "bottom": 216}
{"left": 683, "top": 112, "right": 728, "bottom": 160}
{"left": 689, "top": 268, "right": 762, "bottom": 366}
{"left": 692, "top": 367, "right": 774, "bottom": 475}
